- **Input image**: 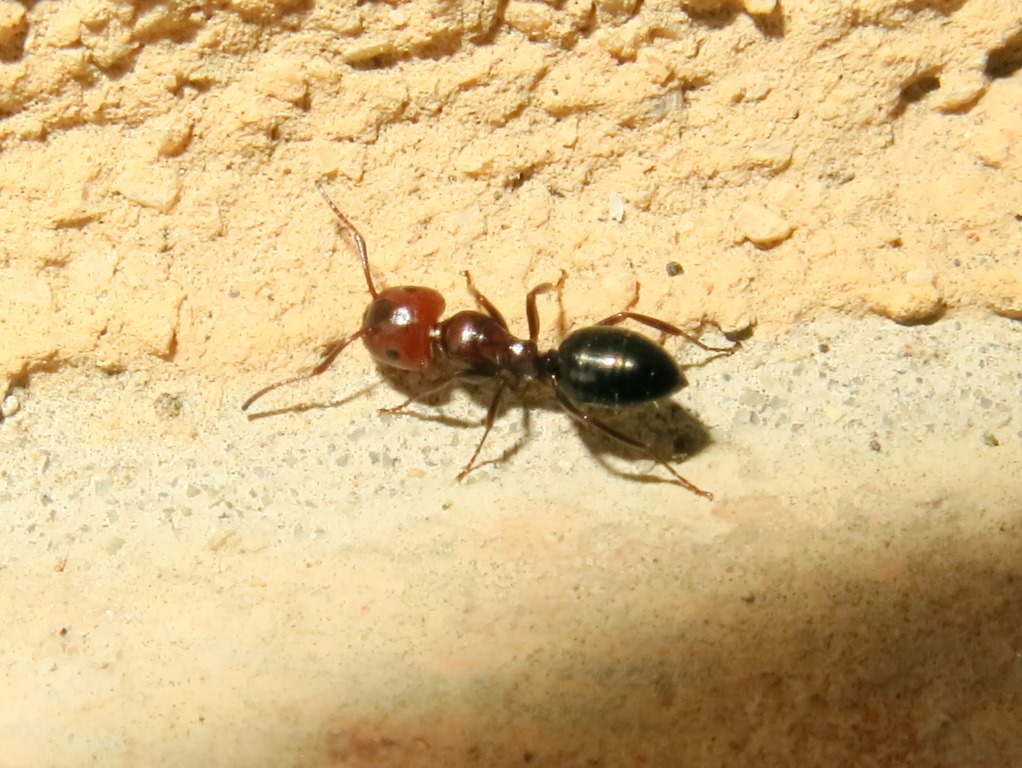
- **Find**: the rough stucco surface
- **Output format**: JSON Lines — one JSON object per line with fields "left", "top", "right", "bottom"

{"left": 1, "top": 1, "right": 1021, "bottom": 766}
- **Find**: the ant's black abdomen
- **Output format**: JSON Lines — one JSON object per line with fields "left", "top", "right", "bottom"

{"left": 556, "top": 326, "right": 686, "bottom": 406}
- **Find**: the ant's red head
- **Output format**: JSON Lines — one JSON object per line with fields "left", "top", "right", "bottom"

{"left": 314, "top": 182, "right": 447, "bottom": 370}
{"left": 362, "top": 286, "right": 445, "bottom": 370}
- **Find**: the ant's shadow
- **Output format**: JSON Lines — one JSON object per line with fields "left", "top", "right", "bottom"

{"left": 244, "top": 360, "right": 716, "bottom": 486}
{"left": 369, "top": 368, "right": 715, "bottom": 486}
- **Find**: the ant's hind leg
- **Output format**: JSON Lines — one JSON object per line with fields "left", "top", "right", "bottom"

{"left": 597, "top": 310, "right": 741, "bottom": 356}
{"left": 553, "top": 389, "right": 714, "bottom": 499}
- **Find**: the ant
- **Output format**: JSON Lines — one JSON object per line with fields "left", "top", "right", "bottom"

{"left": 243, "top": 183, "right": 742, "bottom": 499}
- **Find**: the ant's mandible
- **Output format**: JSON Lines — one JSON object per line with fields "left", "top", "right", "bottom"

{"left": 243, "top": 183, "right": 741, "bottom": 499}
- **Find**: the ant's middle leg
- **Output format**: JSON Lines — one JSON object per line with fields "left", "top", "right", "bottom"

{"left": 457, "top": 381, "right": 507, "bottom": 481}
{"left": 383, "top": 376, "right": 515, "bottom": 479}
{"left": 554, "top": 389, "right": 714, "bottom": 499}
{"left": 525, "top": 270, "right": 567, "bottom": 343}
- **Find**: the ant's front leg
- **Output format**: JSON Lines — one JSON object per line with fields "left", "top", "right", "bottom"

{"left": 461, "top": 271, "right": 509, "bottom": 330}
{"left": 378, "top": 378, "right": 458, "bottom": 415}
{"left": 242, "top": 329, "right": 366, "bottom": 411}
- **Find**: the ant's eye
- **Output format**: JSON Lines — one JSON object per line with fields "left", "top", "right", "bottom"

{"left": 385, "top": 349, "right": 400, "bottom": 362}
{"left": 364, "top": 299, "right": 393, "bottom": 328}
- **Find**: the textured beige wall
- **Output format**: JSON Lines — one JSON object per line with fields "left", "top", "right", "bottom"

{"left": 1, "top": 1, "right": 1021, "bottom": 766}
{"left": 1, "top": 0, "right": 1020, "bottom": 387}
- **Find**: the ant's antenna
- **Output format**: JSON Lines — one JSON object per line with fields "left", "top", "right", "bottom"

{"left": 315, "top": 181, "right": 378, "bottom": 299}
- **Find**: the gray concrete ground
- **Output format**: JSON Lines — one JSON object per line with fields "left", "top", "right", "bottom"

{"left": 1, "top": 313, "right": 1020, "bottom": 767}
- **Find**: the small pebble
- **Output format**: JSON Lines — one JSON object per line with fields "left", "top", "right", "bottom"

{"left": 931, "top": 70, "right": 986, "bottom": 113}
{"left": 1, "top": 394, "right": 20, "bottom": 418}
{"left": 736, "top": 203, "right": 794, "bottom": 247}
{"left": 208, "top": 530, "right": 236, "bottom": 552}
{"left": 871, "top": 278, "right": 945, "bottom": 325}
{"left": 745, "top": 139, "right": 793, "bottom": 173}
{"left": 114, "top": 165, "right": 182, "bottom": 212}
{"left": 739, "top": 388, "right": 765, "bottom": 407}
{"left": 971, "top": 118, "right": 1018, "bottom": 169}
{"left": 0, "top": 1, "right": 26, "bottom": 46}
{"left": 905, "top": 269, "right": 935, "bottom": 285}
{"left": 239, "top": 536, "right": 271, "bottom": 554}
{"left": 608, "top": 191, "right": 626, "bottom": 223}
{"left": 343, "top": 38, "right": 397, "bottom": 65}
{"left": 106, "top": 537, "right": 126, "bottom": 555}
{"left": 154, "top": 392, "right": 183, "bottom": 419}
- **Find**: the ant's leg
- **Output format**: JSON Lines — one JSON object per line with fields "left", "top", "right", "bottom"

{"left": 554, "top": 389, "right": 714, "bottom": 499}
{"left": 378, "top": 378, "right": 457, "bottom": 415}
{"left": 312, "top": 332, "right": 367, "bottom": 375}
{"left": 597, "top": 311, "right": 741, "bottom": 355}
{"left": 461, "top": 271, "right": 509, "bottom": 330}
{"left": 242, "top": 330, "right": 365, "bottom": 411}
{"left": 525, "top": 270, "right": 567, "bottom": 343}
{"left": 457, "top": 382, "right": 507, "bottom": 481}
